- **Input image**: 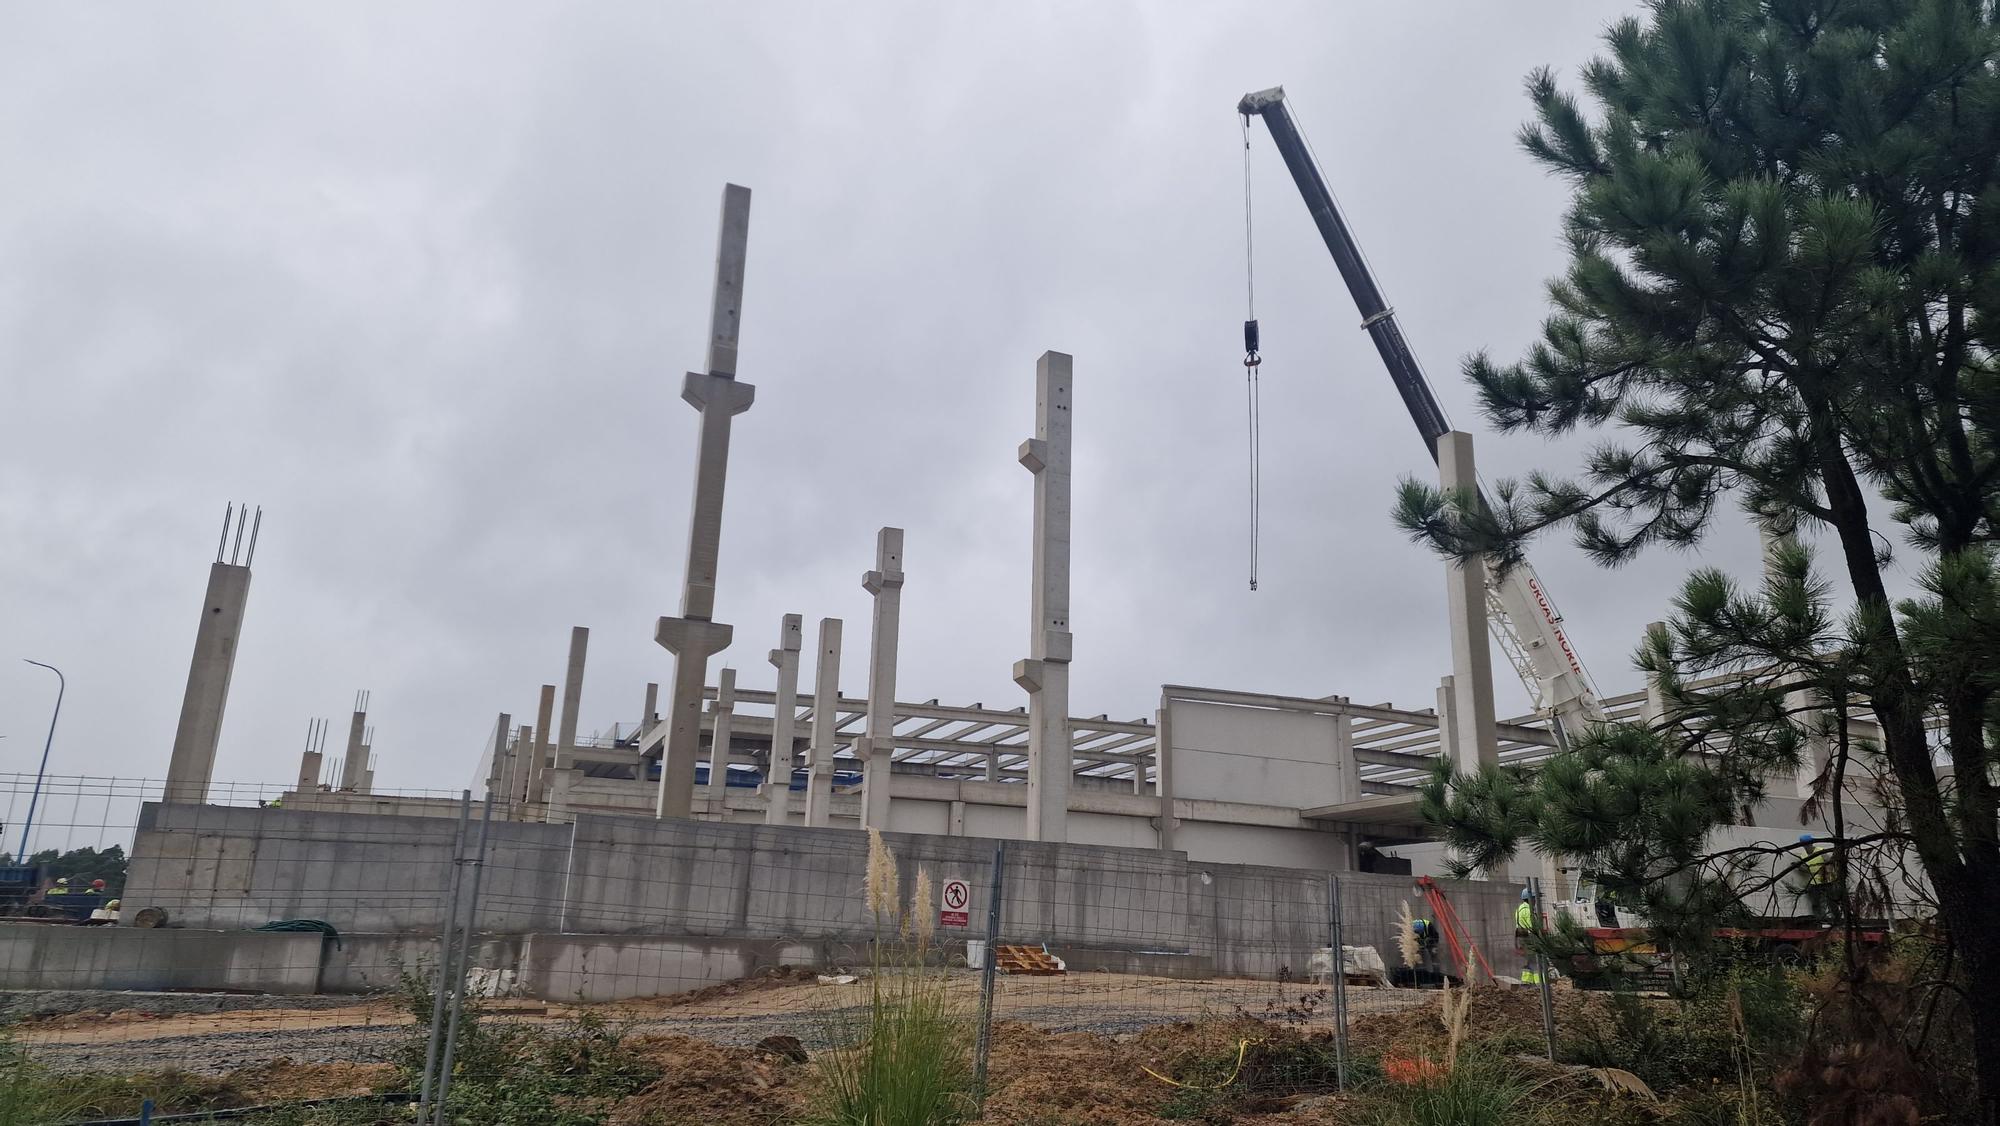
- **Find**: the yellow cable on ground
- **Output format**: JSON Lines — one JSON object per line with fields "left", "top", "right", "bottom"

{"left": 1140, "top": 1038, "right": 1262, "bottom": 1090}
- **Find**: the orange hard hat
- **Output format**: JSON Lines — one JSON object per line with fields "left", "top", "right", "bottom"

{"left": 91, "top": 880, "right": 106, "bottom": 890}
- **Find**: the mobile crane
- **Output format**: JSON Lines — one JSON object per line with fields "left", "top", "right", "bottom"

{"left": 1236, "top": 86, "right": 1605, "bottom": 744}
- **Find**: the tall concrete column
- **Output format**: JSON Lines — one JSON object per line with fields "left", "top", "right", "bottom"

{"left": 1435, "top": 676, "right": 1459, "bottom": 766}
{"left": 764, "top": 614, "right": 804, "bottom": 824}
{"left": 658, "top": 183, "right": 756, "bottom": 820}
{"left": 515, "top": 724, "right": 535, "bottom": 806}
{"left": 338, "top": 696, "right": 369, "bottom": 791}
{"left": 803, "top": 617, "right": 842, "bottom": 827}
{"left": 486, "top": 712, "right": 511, "bottom": 802}
{"left": 642, "top": 682, "right": 659, "bottom": 729}
{"left": 1015, "top": 351, "right": 1074, "bottom": 842}
{"left": 857, "top": 528, "right": 905, "bottom": 830}
{"left": 530, "top": 684, "right": 556, "bottom": 804}
{"left": 1438, "top": 431, "right": 1499, "bottom": 770}
{"left": 165, "top": 507, "right": 258, "bottom": 804}
{"left": 555, "top": 627, "right": 589, "bottom": 773}
{"left": 1154, "top": 699, "right": 1177, "bottom": 853}
{"left": 705, "top": 667, "right": 737, "bottom": 805}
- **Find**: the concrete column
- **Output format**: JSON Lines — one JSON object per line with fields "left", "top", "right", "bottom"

{"left": 555, "top": 626, "right": 589, "bottom": 773}
{"left": 295, "top": 717, "right": 324, "bottom": 793}
{"left": 530, "top": 684, "right": 556, "bottom": 804}
{"left": 515, "top": 725, "right": 534, "bottom": 805}
{"left": 1641, "top": 622, "right": 1670, "bottom": 726}
{"left": 1154, "top": 701, "right": 1177, "bottom": 852}
{"left": 949, "top": 800, "right": 967, "bottom": 836}
{"left": 657, "top": 184, "right": 756, "bottom": 820}
{"left": 1438, "top": 431, "right": 1499, "bottom": 770}
{"left": 1333, "top": 704, "right": 1358, "bottom": 804}
{"left": 339, "top": 705, "right": 369, "bottom": 791}
{"left": 764, "top": 614, "right": 804, "bottom": 824}
{"left": 858, "top": 528, "right": 905, "bottom": 829}
{"left": 984, "top": 753, "right": 1000, "bottom": 782}
{"left": 1015, "top": 351, "right": 1075, "bottom": 843}
{"left": 486, "top": 713, "right": 511, "bottom": 802}
{"left": 165, "top": 559, "right": 253, "bottom": 805}
{"left": 1435, "top": 676, "right": 1458, "bottom": 768}
{"left": 803, "top": 618, "right": 842, "bottom": 827}
{"left": 642, "top": 682, "right": 659, "bottom": 729}
{"left": 705, "top": 667, "right": 738, "bottom": 804}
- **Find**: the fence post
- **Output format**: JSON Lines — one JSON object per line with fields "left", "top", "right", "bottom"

{"left": 431, "top": 792, "right": 494, "bottom": 1124}
{"left": 1328, "top": 874, "right": 1349, "bottom": 1091}
{"left": 973, "top": 838, "right": 1006, "bottom": 1103}
{"left": 417, "top": 790, "right": 472, "bottom": 1115}
{"left": 1530, "top": 875, "right": 1556, "bottom": 1062}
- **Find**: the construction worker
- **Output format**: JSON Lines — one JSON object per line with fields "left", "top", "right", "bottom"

{"left": 1799, "top": 834, "right": 1838, "bottom": 918}
{"left": 46, "top": 878, "right": 69, "bottom": 896}
{"left": 89, "top": 879, "right": 107, "bottom": 894}
{"left": 1520, "top": 964, "right": 1542, "bottom": 986}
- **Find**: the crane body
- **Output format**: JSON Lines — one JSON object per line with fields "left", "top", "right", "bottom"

{"left": 1237, "top": 85, "right": 1605, "bottom": 738}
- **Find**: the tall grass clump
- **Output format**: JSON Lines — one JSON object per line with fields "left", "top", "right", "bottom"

{"left": 811, "top": 829, "right": 975, "bottom": 1126}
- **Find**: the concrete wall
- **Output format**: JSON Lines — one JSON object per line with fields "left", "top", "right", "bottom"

{"left": 124, "top": 804, "right": 1522, "bottom": 998}
{"left": 124, "top": 803, "right": 572, "bottom": 934}
{"left": 0, "top": 925, "right": 325, "bottom": 994}
{"left": 1169, "top": 699, "right": 1347, "bottom": 808}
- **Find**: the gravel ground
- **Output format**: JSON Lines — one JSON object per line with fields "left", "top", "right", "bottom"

{"left": 11, "top": 979, "right": 1436, "bottom": 1075}
{"left": 25, "top": 1024, "right": 406, "bottom": 1074}
{"left": 0, "top": 990, "right": 376, "bottom": 1022}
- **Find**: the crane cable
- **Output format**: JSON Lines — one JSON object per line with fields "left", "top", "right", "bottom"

{"left": 1241, "top": 114, "right": 1263, "bottom": 592}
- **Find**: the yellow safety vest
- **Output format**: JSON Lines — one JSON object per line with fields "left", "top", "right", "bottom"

{"left": 1516, "top": 902, "right": 1534, "bottom": 929}
{"left": 1805, "top": 844, "right": 1835, "bottom": 884}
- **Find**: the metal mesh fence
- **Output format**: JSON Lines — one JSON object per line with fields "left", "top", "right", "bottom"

{"left": 0, "top": 775, "right": 1548, "bottom": 1121}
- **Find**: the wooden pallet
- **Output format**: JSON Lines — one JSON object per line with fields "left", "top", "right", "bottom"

{"left": 994, "top": 945, "right": 1065, "bottom": 976}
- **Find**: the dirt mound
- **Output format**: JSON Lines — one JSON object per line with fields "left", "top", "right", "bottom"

{"left": 226, "top": 1059, "right": 398, "bottom": 1101}
{"left": 610, "top": 1032, "right": 812, "bottom": 1125}
{"left": 979, "top": 1021, "right": 1173, "bottom": 1125}
{"left": 642, "top": 966, "right": 822, "bottom": 1009}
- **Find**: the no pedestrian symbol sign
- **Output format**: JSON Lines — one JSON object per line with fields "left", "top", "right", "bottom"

{"left": 939, "top": 877, "right": 971, "bottom": 928}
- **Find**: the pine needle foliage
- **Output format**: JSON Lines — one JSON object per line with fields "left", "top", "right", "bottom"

{"left": 1392, "top": 2, "right": 2000, "bottom": 1118}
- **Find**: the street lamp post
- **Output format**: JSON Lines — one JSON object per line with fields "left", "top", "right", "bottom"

{"left": 19, "top": 660, "right": 63, "bottom": 862}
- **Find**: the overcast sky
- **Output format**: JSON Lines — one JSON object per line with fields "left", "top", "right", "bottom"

{"left": 3, "top": 2, "right": 1836, "bottom": 800}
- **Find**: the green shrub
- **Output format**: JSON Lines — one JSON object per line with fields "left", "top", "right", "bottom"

{"left": 808, "top": 832, "right": 976, "bottom": 1126}
{"left": 1350, "top": 1054, "right": 1534, "bottom": 1126}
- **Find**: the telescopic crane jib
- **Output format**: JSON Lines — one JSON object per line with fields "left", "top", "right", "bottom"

{"left": 1236, "top": 84, "right": 1605, "bottom": 742}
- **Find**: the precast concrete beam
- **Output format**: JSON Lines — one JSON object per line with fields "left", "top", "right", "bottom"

{"left": 804, "top": 618, "right": 842, "bottom": 827}
{"left": 1437, "top": 431, "right": 1499, "bottom": 770}
{"left": 764, "top": 615, "right": 803, "bottom": 824}
{"left": 165, "top": 557, "right": 254, "bottom": 805}
{"left": 858, "top": 528, "right": 904, "bottom": 830}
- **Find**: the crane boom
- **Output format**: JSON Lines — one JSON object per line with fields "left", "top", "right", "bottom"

{"left": 1238, "top": 85, "right": 1605, "bottom": 736}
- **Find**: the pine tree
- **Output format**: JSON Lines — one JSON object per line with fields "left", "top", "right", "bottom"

{"left": 1394, "top": 1, "right": 2000, "bottom": 1118}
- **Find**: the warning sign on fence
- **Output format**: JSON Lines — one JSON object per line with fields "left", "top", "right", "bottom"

{"left": 938, "top": 876, "right": 971, "bottom": 928}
